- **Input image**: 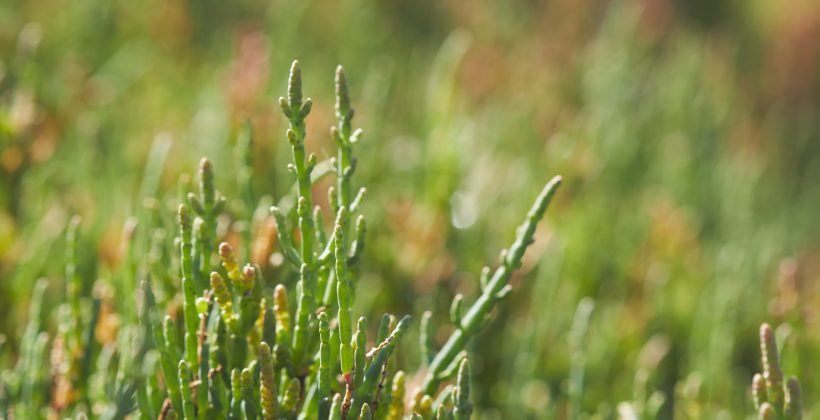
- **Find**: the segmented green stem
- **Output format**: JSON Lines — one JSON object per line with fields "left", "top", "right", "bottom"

{"left": 178, "top": 361, "right": 196, "bottom": 419}
{"left": 421, "top": 176, "right": 562, "bottom": 395}
{"left": 280, "top": 60, "right": 316, "bottom": 271}
{"left": 293, "top": 264, "right": 312, "bottom": 369}
{"left": 178, "top": 205, "right": 200, "bottom": 375}
{"left": 333, "top": 65, "right": 362, "bottom": 242}
{"left": 335, "top": 224, "right": 354, "bottom": 375}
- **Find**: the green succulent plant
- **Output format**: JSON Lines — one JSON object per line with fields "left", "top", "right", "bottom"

{"left": 752, "top": 323, "right": 803, "bottom": 420}
{"left": 0, "top": 61, "right": 562, "bottom": 419}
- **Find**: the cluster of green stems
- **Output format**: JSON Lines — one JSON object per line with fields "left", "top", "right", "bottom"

{"left": 0, "top": 60, "right": 563, "bottom": 420}
{"left": 3, "top": 59, "right": 804, "bottom": 420}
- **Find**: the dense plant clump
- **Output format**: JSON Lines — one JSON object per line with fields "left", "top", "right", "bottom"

{"left": 0, "top": 61, "right": 562, "bottom": 419}
{"left": 4, "top": 1, "right": 820, "bottom": 417}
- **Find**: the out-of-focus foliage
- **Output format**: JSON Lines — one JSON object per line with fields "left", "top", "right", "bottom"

{"left": 1, "top": 0, "right": 819, "bottom": 417}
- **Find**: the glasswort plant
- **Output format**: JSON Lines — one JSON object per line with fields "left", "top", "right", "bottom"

{"left": 0, "top": 61, "right": 563, "bottom": 419}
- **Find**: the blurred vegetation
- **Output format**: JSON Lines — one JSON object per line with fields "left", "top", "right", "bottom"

{"left": 1, "top": 0, "right": 819, "bottom": 417}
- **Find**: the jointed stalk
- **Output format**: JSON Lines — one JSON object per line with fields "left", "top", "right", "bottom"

{"left": 280, "top": 60, "right": 317, "bottom": 272}
{"left": 421, "top": 175, "right": 562, "bottom": 396}
{"left": 178, "top": 205, "right": 200, "bottom": 376}
{"left": 335, "top": 224, "right": 354, "bottom": 377}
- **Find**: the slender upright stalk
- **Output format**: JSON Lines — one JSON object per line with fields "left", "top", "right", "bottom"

{"left": 421, "top": 176, "right": 562, "bottom": 395}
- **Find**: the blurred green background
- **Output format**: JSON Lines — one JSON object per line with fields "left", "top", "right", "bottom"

{"left": 1, "top": 0, "right": 819, "bottom": 417}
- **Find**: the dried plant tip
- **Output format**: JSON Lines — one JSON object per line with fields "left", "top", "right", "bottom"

{"left": 240, "top": 263, "right": 256, "bottom": 290}
{"left": 219, "top": 242, "right": 233, "bottom": 258}
{"left": 242, "top": 264, "right": 256, "bottom": 280}
{"left": 219, "top": 241, "right": 245, "bottom": 289}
